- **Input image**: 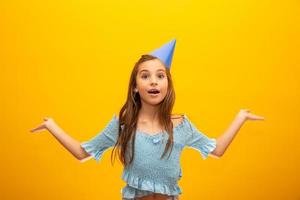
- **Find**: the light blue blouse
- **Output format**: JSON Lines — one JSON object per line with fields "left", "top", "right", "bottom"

{"left": 80, "top": 114, "right": 217, "bottom": 199}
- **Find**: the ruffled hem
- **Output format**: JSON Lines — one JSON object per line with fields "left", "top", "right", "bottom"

{"left": 80, "top": 142, "right": 110, "bottom": 162}
{"left": 190, "top": 138, "right": 217, "bottom": 159}
{"left": 121, "top": 185, "right": 154, "bottom": 199}
{"left": 121, "top": 171, "right": 182, "bottom": 199}
{"left": 201, "top": 138, "right": 217, "bottom": 159}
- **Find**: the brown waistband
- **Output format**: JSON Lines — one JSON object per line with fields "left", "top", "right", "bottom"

{"left": 134, "top": 193, "right": 179, "bottom": 200}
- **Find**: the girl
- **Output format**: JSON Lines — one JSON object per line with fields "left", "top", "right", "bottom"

{"left": 30, "top": 39, "right": 265, "bottom": 200}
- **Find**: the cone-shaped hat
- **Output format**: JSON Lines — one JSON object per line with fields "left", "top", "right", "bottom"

{"left": 149, "top": 39, "right": 176, "bottom": 69}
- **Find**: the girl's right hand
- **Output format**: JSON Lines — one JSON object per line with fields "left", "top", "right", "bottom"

{"left": 30, "top": 117, "right": 55, "bottom": 133}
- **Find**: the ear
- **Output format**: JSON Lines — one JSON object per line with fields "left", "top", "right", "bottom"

{"left": 134, "top": 88, "right": 138, "bottom": 93}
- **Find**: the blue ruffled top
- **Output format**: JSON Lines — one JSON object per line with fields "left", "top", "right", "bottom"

{"left": 80, "top": 114, "right": 217, "bottom": 199}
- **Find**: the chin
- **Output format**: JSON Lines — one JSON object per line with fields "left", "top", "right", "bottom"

{"left": 141, "top": 98, "right": 164, "bottom": 106}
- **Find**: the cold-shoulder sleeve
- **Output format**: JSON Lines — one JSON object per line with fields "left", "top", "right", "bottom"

{"left": 183, "top": 115, "right": 217, "bottom": 159}
{"left": 80, "top": 114, "right": 119, "bottom": 162}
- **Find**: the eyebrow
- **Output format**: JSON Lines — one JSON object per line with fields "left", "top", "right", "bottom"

{"left": 139, "top": 69, "right": 166, "bottom": 74}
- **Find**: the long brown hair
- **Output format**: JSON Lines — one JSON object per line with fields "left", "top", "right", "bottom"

{"left": 111, "top": 54, "right": 176, "bottom": 167}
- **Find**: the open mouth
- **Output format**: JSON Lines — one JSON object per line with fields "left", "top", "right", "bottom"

{"left": 147, "top": 89, "right": 160, "bottom": 94}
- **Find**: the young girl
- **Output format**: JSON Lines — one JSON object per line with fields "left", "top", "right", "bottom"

{"left": 30, "top": 39, "right": 265, "bottom": 200}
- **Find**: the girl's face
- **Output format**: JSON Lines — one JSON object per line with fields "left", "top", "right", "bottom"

{"left": 135, "top": 59, "right": 168, "bottom": 106}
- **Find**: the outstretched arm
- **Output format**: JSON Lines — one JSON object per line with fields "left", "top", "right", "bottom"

{"left": 30, "top": 117, "right": 90, "bottom": 161}
{"left": 210, "top": 109, "right": 265, "bottom": 158}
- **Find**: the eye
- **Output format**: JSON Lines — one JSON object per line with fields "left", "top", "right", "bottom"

{"left": 141, "top": 74, "right": 148, "bottom": 79}
{"left": 158, "top": 73, "right": 165, "bottom": 79}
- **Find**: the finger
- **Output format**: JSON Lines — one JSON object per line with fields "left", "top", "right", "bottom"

{"left": 253, "top": 114, "right": 264, "bottom": 118}
{"left": 252, "top": 115, "right": 265, "bottom": 120}
{"left": 30, "top": 125, "right": 44, "bottom": 133}
{"left": 31, "top": 128, "right": 45, "bottom": 133}
{"left": 30, "top": 128, "right": 40, "bottom": 133}
{"left": 30, "top": 127, "right": 41, "bottom": 132}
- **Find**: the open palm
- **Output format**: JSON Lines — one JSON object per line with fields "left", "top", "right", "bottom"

{"left": 237, "top": 109, "right": 265, "bottom": 121}
{"left": 30, "top": 117, "right": 54, "bottom": 133}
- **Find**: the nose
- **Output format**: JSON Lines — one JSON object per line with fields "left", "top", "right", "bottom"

{"left": 150, "top": 75, "right": 158, "bottom": 85}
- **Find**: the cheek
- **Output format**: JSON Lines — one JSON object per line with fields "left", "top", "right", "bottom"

{"left": 135, "top": 78, "right": 142, "bottom": 87}
{"left": 164, "top": 78, "right": 169, "bottom": 87}
{"left": 136, "top": 80, "right": 147, "bottom": 90}
{"left": 162, "top": 80, "right": 168, "bottom": 92}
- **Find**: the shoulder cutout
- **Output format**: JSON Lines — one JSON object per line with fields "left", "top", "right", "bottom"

{"left": 171, "top": 114, "right": 185, "bottom": 127}
{"left": 171, "top": 114, "right": 184, "bottom": 119}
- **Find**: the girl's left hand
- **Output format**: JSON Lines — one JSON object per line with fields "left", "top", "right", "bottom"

{"left": 237, "top": 109, "right": 265, "bottom": 121}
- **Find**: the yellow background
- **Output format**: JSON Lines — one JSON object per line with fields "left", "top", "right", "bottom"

{"left": 1, "top": 0, "right": 299, "bottom": 199}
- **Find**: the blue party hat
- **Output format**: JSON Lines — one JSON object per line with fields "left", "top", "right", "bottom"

{"left": 149, "top": 39, "right": 176, "bottom": 69}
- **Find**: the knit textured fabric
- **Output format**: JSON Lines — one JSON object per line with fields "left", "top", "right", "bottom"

{"left": 80, "top": 114, "right": 217, "bottom": 199}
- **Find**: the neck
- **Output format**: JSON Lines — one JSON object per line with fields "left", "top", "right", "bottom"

{"left": 138, "top": 102, "right": 160, "bottom": 122}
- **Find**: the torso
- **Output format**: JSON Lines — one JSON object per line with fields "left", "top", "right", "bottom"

{"left": 121, "top": 114, "right": 184, "bottom": 199}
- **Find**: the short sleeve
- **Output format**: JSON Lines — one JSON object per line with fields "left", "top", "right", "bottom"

{"left": 80, "top": 114, "right": 119, "bottom": 162}
{"left": 183, "top": 115, "right": 217, "bottom": 159}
